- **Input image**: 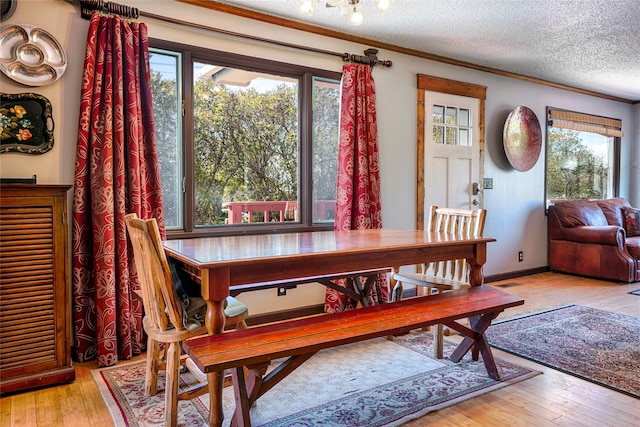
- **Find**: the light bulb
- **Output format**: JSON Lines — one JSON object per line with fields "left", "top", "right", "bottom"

{"left": 373, "top": 0, "right": 394, "bottom": 13}
{"left": 297, "top": 0, "right": 318, "bottom": 16}
{"left": 347, "top": 3, "right": 364, "bottom": 25}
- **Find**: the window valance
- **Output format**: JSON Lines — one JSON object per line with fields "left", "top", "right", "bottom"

{"left": 547, "top": 108, "right": 624, "bottom": 138}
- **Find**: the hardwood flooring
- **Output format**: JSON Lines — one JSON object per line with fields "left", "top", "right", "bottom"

{"left": 1, "top": 272, "right": 638, "bottom": 426}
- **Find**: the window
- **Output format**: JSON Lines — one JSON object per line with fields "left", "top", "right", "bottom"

{"left": 545, "top": 107, "right": 622, "bottom": 205}
{"left": 149, "top": 40, "right": 341, "bottom": 235}
{"left": 432, "top": 105, "right": 472, "bottom": 146}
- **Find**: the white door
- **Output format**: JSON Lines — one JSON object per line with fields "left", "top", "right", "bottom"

{"left": 424, "top": 91, "right": 481, "bottom": 210}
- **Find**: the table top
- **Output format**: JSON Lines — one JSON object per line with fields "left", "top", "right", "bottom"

{"left": 163, "top": 228, "right": 495, "bottom": 269}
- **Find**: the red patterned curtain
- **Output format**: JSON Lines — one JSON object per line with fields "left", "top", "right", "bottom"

{"left": 324, "top": 63, "right": 388, "bottom": 313}
{"left": 72, "top": 12, "right": 164, "bottom": 367}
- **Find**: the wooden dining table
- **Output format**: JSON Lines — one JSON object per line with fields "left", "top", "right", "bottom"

{"left": 163, "top": 228, "right": 495, "bottom": 427}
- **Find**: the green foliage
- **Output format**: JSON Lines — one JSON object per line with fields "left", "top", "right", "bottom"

{"left": 546, "top": 128, "right": 608, "bottom": 200}
{"left": 192, "top": 80, "right": 300, "bottom": 225}
{"left": 151, "top": 70, "right": 181, "bottom": 228}
{"left": 152, "top": 66, "right": 340, "bottom": 227}
{"left": 312, "top": 85, "right": 340, "bottom": 202}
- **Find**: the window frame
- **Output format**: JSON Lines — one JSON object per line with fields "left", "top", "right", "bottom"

{"left": 149, "top": 39, "right": 342, "bottom": 239}
{"left": 544, "top": 106, "right": 621, "bottom": 208}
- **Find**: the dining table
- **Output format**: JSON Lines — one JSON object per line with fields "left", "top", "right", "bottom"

{"left": 163, "top": 228, "right": 495, "bottom": 427}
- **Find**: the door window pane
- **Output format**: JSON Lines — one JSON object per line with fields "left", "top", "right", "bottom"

{"left": 433, "top": 105, "right": 444, "bottom": 123}
{"left": 433, "top": 126, "right": 444, "bottom": 144}
{"left": 446, "top": 107, "right": 457, "bottom": 125}
{"left": 445, "top": 127, "right": 457, "bottom": 145}
{"left": 459, "top": 128, "right": 470, "bottom": 146}
{"left": 459, "top": 108, "right": 470, "bottom": 126}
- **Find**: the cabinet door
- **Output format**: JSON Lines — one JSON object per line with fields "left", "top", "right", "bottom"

{"left": 0, "top": 185, "right": 74, "bottom": 393}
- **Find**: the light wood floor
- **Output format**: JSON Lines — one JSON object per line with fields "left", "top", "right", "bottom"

{"left": 1, "top": 272, "right": 639, "bottom": 426}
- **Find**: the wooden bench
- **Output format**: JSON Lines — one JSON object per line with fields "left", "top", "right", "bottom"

{"left": 183, "top": 286, "right": 524, "bottom": 427}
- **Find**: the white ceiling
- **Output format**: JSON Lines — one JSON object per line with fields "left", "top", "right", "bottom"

{"left": 209, "top": 0, "right": 640, "bottom": 102}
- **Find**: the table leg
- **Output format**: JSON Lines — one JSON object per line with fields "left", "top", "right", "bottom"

{"left": 468, "top": 242, "right": 487, "bottom": 287}
{"left": 201, "top": 268, "right": 230, "bottom": 427}
{"left": 206, "top": 372, "right": 224, "bottom": 427}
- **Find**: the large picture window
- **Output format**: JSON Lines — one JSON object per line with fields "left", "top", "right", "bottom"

{"left": 149, "top": 41, "right": 341, "bottom": 236}
{"left": 545, "top": 107, "right": 622, "bottom": 206}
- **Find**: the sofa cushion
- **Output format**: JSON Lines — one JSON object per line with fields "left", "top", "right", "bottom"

{"left": 623, "top": 206, "right": 640, "bottom": 237}
{"left": 553, "top": 200, "right": 608, "bottom": 227}
{"left": 627, "top": 236, "right": 640, "bottom": 259}
{"left": 596, "top": 198, "right": 630, "bottom": 227}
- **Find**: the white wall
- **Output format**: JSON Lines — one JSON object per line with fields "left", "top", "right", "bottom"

{"left": 1, "top": 0, "right": 638, "bottom": 314}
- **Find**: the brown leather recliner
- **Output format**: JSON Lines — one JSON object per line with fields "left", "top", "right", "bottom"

{"left": 547, "top": 198, "right": 640, "bottom": 283}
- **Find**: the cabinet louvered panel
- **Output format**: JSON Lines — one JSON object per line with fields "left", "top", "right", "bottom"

{"left": 0, "top": 185, "right": 75, "bottom": 394}
{"left": 0, "top": 206, "right": 56, "bottom": 368}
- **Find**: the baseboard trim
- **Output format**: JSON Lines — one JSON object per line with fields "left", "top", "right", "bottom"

{"left": 485, "top": 266, "right": 549, "bottom": 283}
{"left": 245, "top": 304, "right": 325, "bottom": 326}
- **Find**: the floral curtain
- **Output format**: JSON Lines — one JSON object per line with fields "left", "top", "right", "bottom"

{"left": 72, "top": 12, "right": 164, "bottom": 367}
{"left": 324, "top": 63, "right": 388, "bottom": 313}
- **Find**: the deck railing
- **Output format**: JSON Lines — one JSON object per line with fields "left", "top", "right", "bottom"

{"left": 223, "top": 200, "right": 335, "bottom": 224}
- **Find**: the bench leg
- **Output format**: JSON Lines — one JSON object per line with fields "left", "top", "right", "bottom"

{"left": 230, "top": 364, "right": 269, "bottom": 427}
{"left": 231, "top": 367, "right": 251, "bottom": 427}
{"left": 446, "top": 311, "right": 501, "bottom": 380}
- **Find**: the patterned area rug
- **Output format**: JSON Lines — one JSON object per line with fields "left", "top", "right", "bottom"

{"left": 487, "top": 305, "right": 640, "bottom": 399}
{"left": 93, "top": 330, "right": 538, "bottom": 427}
{"left": 629, "top": 289, "right": 640, "bottom": 296}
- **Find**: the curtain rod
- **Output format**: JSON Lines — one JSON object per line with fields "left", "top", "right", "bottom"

{"left": 72, "top": 0, "right": 392, "bottom": 68}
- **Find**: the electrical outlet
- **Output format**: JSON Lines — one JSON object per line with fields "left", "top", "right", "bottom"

{"left": 518, "top": 251, "right": 523, "bottom": 262}
{"left": 277, "top": 287, "right": 287, "bottom": 296}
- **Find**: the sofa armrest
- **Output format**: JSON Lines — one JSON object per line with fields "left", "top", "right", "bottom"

{"left": 553, "top": 225, "right": 625, "bottom": 246}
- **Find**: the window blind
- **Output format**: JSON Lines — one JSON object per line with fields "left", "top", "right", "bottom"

{"left": 547, "top": 108, "right": 624, "bottom": 137}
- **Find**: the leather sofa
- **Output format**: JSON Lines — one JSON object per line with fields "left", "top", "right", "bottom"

{"left": 547, "top": 198, "right": 640, "bottom": 283}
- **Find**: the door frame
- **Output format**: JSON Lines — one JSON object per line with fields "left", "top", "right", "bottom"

{"left": 416, "top": 74, "right": 487, "bottom": 230}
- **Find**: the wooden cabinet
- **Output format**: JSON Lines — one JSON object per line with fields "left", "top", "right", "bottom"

{"left": 0, "top": 184, "right": 75, "bottom": 394}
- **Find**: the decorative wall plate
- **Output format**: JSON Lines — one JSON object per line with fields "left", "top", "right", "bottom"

{"left": 0, "top": 23, "right": 67, "bottom": 86}
{"left": 0, "top": 92, "right": 54, "bottom": 154}
{"left": 503, "top": 106, "right": 542, "bottom": 172}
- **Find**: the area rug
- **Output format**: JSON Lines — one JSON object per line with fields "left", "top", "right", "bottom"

{"left": 487, "top": 305, "right": 640, "bottom": 399}
{"left": 93, "top": 330, "right": 538, "bottom": 427}
{"left": 629, "top": 289, "right": 640, "bottom": 296}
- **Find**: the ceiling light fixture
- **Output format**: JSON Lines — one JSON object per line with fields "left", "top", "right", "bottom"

{"left": 297, "top": 0, "right": 394, "bottom": 26}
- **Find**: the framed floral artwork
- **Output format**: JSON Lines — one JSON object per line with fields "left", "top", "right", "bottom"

{"left": 0, "top": 92, "right": 54, "bottom": 154}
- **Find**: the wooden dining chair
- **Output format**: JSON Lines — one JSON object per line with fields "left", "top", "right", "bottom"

{"left": 125, "top": 213, "right": 248, "bottom": 427}
{"left": 391, "top": 206, "right": 486, "bottom": 358}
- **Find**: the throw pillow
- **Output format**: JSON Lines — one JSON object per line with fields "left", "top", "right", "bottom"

{"left": 623, "top": 206, "right": 640, "bottom": 237}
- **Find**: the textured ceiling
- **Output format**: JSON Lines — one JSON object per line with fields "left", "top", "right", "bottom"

{"left": 209, "top": 0, "right": 640, "bottom": 102}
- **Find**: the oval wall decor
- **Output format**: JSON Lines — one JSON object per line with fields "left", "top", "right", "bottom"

{"left": 503, "top": 106, "right": 542, "bottom": 172}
